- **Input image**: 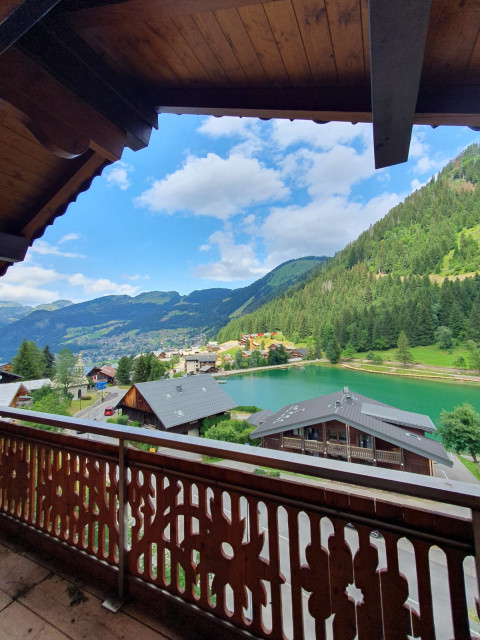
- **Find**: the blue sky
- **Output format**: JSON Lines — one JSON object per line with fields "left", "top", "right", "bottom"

{"left": 2, "top": 116, "right": 479, "bottom": 306}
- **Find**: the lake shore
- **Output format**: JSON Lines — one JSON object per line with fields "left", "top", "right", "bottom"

{"left": 213, "top": 358, "right": 480, "bottom": 384}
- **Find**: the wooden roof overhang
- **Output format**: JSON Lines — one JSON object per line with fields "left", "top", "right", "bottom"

{"left": 1, "top": 0, "right": 480, "bottom": 272}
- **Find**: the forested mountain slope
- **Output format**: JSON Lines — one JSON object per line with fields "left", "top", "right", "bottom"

{"left": 217, "top": 145, "right": 480, "bottom": 350}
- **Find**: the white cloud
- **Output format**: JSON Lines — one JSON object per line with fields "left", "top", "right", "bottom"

{"left": 260, "top": 191, "right": 402, "bottom": 265}
{"left": 409, "top": 130, "right": 446, "bottom": 176}
{"left": 199, "top": 244, "right": 210, "bottom": 252}
{"left": 198, "top": 117, "right": 260, "bottom": 139}
{"left": 272, "top": 121, "right": 372, "bottom": 151}
{"left": 0, "top": 263, "right": 62, "bottom": 305}
{"left": 135, "top": 153, "right": 289, "bottom": 220}
{"left": 124, "top": 274, "right": 150, "bottom": 281}
{"left": 30, "top": 240, "right": 85, "bottom": 259}
{"left": 68, "top": 273, "right": 138, "bottom": 296}
{"left": 281, "top": 145, "right": 375, "bottom": 199}
{"left": 105, "top": 161, "right": 133, "bottom": 190}
{"left": 58, "top": 233, "right": 80, "bottom": 244}
{"left": 411, "top": 178, "right": 429, "bottom": 192}
{"left": 194, "top": 230, "right": 268, "bottom": 281}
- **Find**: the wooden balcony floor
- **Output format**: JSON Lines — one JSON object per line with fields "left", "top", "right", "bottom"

{"left": 0, "top": 530, "right": 179, "bottom": 640}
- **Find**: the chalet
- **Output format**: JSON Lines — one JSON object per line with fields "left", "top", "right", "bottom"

{"left": 249, "top": 388, "right": 452, "bottom": 476}
{"left": 184, "top": 354, "right": 218, "bottom": 374}
{"left": 118, "top": 374, "right": 237, "bottom": 436}
{"left": 0, "top": 379, "right": 52, "bottom": 408}
{"left": 86, "top": 365, "right": 116, "bottom": 384}
{"left": 0, "top": 369, "right": 22, "bottom": 384}
{"left": 288, "top": 348, "right": 308, "bottom": 360}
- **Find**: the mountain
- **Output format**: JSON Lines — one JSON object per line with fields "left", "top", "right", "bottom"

{"left": 0, "top": 257, "right": 326, "bottom": 360}
{"left": 0, "top": 299, "right": 73, "bottom": 327}
{"left": 217, "top": 144, "right": 480, "bottom": 351}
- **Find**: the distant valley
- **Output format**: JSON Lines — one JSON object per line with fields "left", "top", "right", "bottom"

{"left": 0, "top": 257, "right": 326, "bottom": 361}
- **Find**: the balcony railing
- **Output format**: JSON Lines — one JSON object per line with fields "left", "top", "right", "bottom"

{"left": 283, "top": 436, "right": 402, "bottom": 464}
{"left": 1, "top": 407, "right": 480, "bottom": 639}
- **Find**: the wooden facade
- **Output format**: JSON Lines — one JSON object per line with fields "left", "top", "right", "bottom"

{"left": 262, "top": 419, "right": 433, "bottom": 475}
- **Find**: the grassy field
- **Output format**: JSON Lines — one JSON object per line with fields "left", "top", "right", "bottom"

{"left": 68, "top": 393, "right": 98, "bottom": 416}
{"left": 356, "top": 344, "right": 473, "bottom": 368}
{"left": 458, "top": 455, "right": 480, "bottom": 481}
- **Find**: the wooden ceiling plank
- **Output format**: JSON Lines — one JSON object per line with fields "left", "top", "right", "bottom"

{"left": 20, "top": 151, "right": 109, "bottom": 240}
{"left": 0, "top": 231, "right": 29, "bottom": 263}
{"left": 66, "top": 0, "right": 282, "bottom": 28}
{"left": 0, "top": 0, "right": 61, "bottom": 54}
{"left": 325, "top": 0, "right": 364, "bottom": 86}
{"left": 237, "top": 5, "right": 290, "bottom": 85}
{"left": 144, "top": 20, "right": 210, "bottom": 85}
{"left": 214, "top": 8, "right": 269, "bottom": 84}
{"left": 0, "top": 1, "right": 26, "bottom": 24}
{"left": 264, "top": 0, "right": 313, "bottom": 86}
{"left": 172, "top": 15, "right": 230, "bottom": 84}
{"left": 369, "top": 0, "right": 432, "bottom": 169}
{"left": 291, "top": 0, "right": 337, "bottom": 84}
{"left": 193, "top": 12, "right": 249, "bottom": 84}
{"left": 421, "top": 0, "right": 480, "bottom": 84}
{"left": 0, "top": 152, "right": 54, "bottom": 189}
{"left": 360, "top": 0, "right": 370, "bottom": 81}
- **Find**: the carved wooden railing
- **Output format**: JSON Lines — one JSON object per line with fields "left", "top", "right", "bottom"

{"left": 349, "top": 444, "right": 374, "bottom": 460}
{"left": 376, "top": 448, "right": 403, "bottom": 464}
{"left": 1, "top": 407, "right": 480, "bottom": 640}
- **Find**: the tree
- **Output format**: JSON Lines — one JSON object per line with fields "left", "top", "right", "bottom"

{"left": 116, "top": 355, "right": 133, "bottom": 385}
{"left": 132, "top": 355, "right": 148, "bottom": 383}
{"left": 341, "top": 343, "right": 356, "bottom": 360}
{"left": 41, "top": 345, "right": 55, "bottom": 378}
{"left": 54, "top": 348, "right": 77, "bottom": 396}
{"left": 234, "top": 349, "right": 246, "bottom": 370}
{"left": 396, "top": 331, "right": 414, "bottom": 367}
{"left": 12, "top": 339, "right": 43, "bottom": 379}
{"left": 267, "top": 344, "right": 288, "bottom": 366}
{"left": 439, "top": 403, "right": 480, "bottom": 462}
{"left": 28, "top": 387, "right": 70, "bottom": 432}
{"left": 435, "top": 326, "right": 453, "bottom": 350}
{"left": 466, "top": 340, "right": 480, "bottom": 373}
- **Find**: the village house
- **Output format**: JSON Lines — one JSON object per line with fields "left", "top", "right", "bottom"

{"left": 0, "top": 379, "right": 53, "bottom": 408}
{"left": 249, "top": 388, "right": 452, "bottom": 476}
{"left": 118, "top": 374, "right": 237, "bottom": 436}
{"left": 184, "top": 353, "right": 218, "bottom": 374}
{"left": 86, "top": 364, "right": 116, "bottom": 384}
{"left": 0, "top": 367, "right": 22, "bottom": 384}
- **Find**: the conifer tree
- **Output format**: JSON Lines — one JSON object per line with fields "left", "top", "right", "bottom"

{"left": 12, "top": 339, "right": 43, "bottom": 379}
{"left": 42, "top": 345, "right": 55, "bottom": 378}
{"left": 396, "top": 331, "right": 414, "bottom": 367}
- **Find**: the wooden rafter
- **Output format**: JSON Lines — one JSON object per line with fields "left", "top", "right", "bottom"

{"left": 0, "top": 0, "right": 62, "bottom": 54}
{"left": 18, "top": 18, "right": 157, "bottom": 151}
{"left": 65, "top": 0, "right": 281, "bottom": 28}
{"left": 369, "top": 0, "right": 432, "bottom": 169}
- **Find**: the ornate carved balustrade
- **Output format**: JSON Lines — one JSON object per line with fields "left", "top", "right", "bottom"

{"left": 0, "top": 407, "right": 479, "bottom": 640}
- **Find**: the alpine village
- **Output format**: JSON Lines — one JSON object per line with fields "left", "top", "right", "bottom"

{"left": 1, "top": 3, "right": 480, "bottom": 638}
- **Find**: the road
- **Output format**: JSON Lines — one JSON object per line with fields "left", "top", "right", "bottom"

{"left": 434, "top": 452, "right": 480, "bottom": 484}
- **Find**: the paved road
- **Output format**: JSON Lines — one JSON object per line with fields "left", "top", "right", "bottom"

{"left": 434, "top": 451, "right": 480, "bottom": 484}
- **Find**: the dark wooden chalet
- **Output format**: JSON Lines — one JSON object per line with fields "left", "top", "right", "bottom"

{"left": 118, "top": 374, "right": 236, "bottom": 436}
{"left": 249, "top": 387, "right": 452, "bottom": 475}
{"left": 86, "top": 365, "right": 116, "bottom": 384}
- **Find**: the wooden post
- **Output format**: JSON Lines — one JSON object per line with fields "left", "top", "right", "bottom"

{"left": 347, "top": 424, "right": 351, "bottom": 463}
{"left": 372, "top": 436, "right": 377, "bottom": 466}
{"left": 323, "top": 422, "right": 327, "bottom": 457}
{"left": 472, "top": 509, "right": 480, "bottom": 618}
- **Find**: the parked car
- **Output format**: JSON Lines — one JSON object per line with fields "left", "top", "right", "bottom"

{"left": 104, "top": 406, "right": 114, "bottom": 416}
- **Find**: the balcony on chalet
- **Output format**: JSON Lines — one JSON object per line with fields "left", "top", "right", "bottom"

{"left": 1, "top": 406, "right": 480, "bottom": 640}
{"left": 282, "top": 436, "right": 402, "bottom": 465}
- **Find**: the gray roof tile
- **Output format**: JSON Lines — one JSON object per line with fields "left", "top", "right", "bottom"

{"left": 133, "top": 374, "right": 237, "bottom": 429}
{"left": 250, "top": 388, "right": 451, "bottom": 466}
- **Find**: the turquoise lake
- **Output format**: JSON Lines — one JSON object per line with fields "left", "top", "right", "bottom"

{"left": 223, "top": 365, "right": 480, "bottom": 426}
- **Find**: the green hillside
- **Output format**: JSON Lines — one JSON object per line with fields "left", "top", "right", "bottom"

{"left": 217, "top": 145, "right": 480, "bottom": 354}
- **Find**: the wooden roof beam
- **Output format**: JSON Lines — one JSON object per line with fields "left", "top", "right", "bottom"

{"left": 0, "top": 0, "right": 62, "bottom": 54}
{"left": 18, "top": 18, "right": 157, "bottom": 151}
{"left": 0, "top": 231, "right": 29, "bottom": 263}
{"left": 369, "top": 0, "right": 432, "bottom": 169}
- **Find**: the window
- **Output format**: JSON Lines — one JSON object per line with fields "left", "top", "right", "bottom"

{"left": 339, "top": 432, "right": 347, "bottom": 442}
{"left": 328, "top": 430, "right": 337, "bottom": 440}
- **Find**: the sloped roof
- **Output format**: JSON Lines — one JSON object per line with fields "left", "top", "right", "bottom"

{"left": 185, "top": 354, "right": 217, "bottom": 363}
{"left": 0, "top": 382, "right": 27, "bottom": 406}
{"left": 250, "top": 389, "right": 452, "bottom": 466}
{"left": 247, "top": 409, "right": 275, "bottom": 427}
{"left": 131, "top": 374, "right": 237, "bottom": 429}
{"left": 22, "top": 379, "right": 53, "bottom": 392}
